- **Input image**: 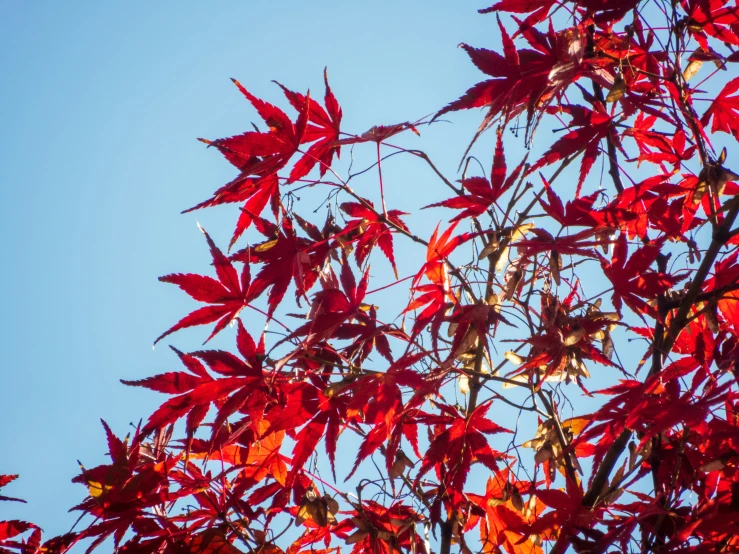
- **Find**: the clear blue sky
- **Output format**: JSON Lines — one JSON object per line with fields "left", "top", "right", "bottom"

{"left": 0, "top": 1, "right": 499, "bottom": 536}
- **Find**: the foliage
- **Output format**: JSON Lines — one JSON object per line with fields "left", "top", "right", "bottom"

{"left": 4, "top": 2, "right": 739, "bottom": 553}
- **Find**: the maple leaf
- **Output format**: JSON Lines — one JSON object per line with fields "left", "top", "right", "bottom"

{"left": 701, "top": 252, "right": 739, "bottom": 333}
{"left": 529, "top": 103, "right": 622, "bottom": 196}
{"left": 416, "top": 401, "right": 510, "bottom": 490}
{"left": 405, "top": 282, "right": 453, "bottom": 343}
{"left": 185, "top": 173, "right": 281, "bottom": 250}
{"left": 155, "top": 225, "right": 251, "bottom": 344}
{"left": 222, "top": 78, "right": 310, "bottom": 177}
{"left": 609, "top": 174, "right": 706, "bottom": 240}
{"left": 287, "top": 260, "right": 371, "bottom": 349}
{"left": 190, "top": 419, "right": 288, "bottom": 488}
{"left": 343, "top": 354, "right": 428, "bottom": 476}
{"left": 186, "top": 529, "right": 244, "bottom": 554}
{"left": 594, "top": 17, "right": 668, "bottom": 102}
{"left": 416, "top": 222, "right": 474, "bottom": 286}
{"left": 126, "top": 324, "right": 267, "bottom": 444}
{"left": 339, "top": 200, "right": 408, "bottom": 277}
{"left": 600, "top": 234, "right": 684, "bottom": 317}
{"left": 264, "top": 379, "right": 347, "bottom": 483}
{"left": 625, "top": 115, "right": 694, "bottom": 169}
{"left": 529, "top": 478, "right": 599, "bottom": 550}
{"left": 701, "top": 77, "right": 739, "bottom": 140}
{"left": 682, "top": 0, "right": 739, "bottom": 48}
{"left": 515, "top": 227, "right": 608, "bottom": 259}
{"left": 336, "top": 122, "right": 421, "bottom": 146}
{"left": 0, "top": 475, "right": 24, "bottom": 504}
{"left": 471, "top": 471, "right": 544, "bottom": 554}
{"left": 435, "top": 20, "right": 536, "bottom": 122}
{"left": 578, "top": 365, "right": 731, "bottom": 489}
{"left": 0, "top": 521, "right": 35, "bottom": 541}
{"left": 538, "top": 177, "right": 633, "bottom": 232}
{"left": 341, "top": 501, "right": 425, "bottom": 554}
{"left": 479, "top": 0, "right": 554, "bottom": 15}
{"left": 70, "top": 422, "right": 184, "bottom": 552}
{"left": 424, "top": 130, "right": 526, "bottom": 221}
{"left": 334, "top": 304, "right": 406, "bottom": 365}
{"left": 0, "top": 519, "right": 58, "bottom": 554}
{"left": 184, "top": 79, "right": 310, "bottom": 247}
{"left": 406, "top": 223, "right": 474, "bottom": 339}
{"left": 436, "top": 18, "right": 599, "bottom": 137}
{"left": 480, "top": 0, "right": 640, "bottom": 23}
{"left": 275, "top": 68, "right": 343, "bottom": 180}
{"left": 231, "top": 214, "right": 329, "bottom": 316}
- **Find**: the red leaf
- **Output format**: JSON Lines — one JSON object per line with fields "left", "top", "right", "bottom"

{"left": 155, "top": 226, "right": 251, "bottom": 344}
{"left": 701, "top": 77, "right": 739, "bottom": 140}
{"left": 529, "top": 104, "right": 619, "bottom": 196}
{"left": 231, "top": 215, "right": 328, "bottom": 315}
{"left": 0, "top": 521, "right": 34, "bottom": 541}
{"left": 339, "top": 200, "right": 408, "bottom": 275}
{"left": 276, "top": 68, "right": 343, "bottom": 179}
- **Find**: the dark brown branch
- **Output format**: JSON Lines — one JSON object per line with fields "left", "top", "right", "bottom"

{"left": 439, "top": 521, "right": 453, "bottom": 554}
{"left": 591, "top": 82, "right": 625, "bottom": 195}
{"left": 582, "top": 429, "right": 632, "bottom": 508}
{"left": 538, "top": 390, "right": 580, "bottom": 481}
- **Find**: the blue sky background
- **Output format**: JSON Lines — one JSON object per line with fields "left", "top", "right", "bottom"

{"left": 1, "top": 0, "right": 728, "bottom": 545}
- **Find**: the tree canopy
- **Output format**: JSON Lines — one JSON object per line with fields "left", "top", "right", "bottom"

{"left": 4, "top": 1, "right": 739, "bottom": 553}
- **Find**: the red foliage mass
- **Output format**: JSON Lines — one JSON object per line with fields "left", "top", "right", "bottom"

{"left": 6, "top": 3, "right": 739, "bottom": 554}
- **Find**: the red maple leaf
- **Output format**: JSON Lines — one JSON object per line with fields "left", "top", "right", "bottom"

{"left": 610, "top": 174, "right": 705, "bottom": 240}
{"left": 600, "top": 234, "right": 683, "bottom": 317}
{"left": 405, "top": 223, "right": 474, "bottom": 338}
{"left": 529, "top": 478, "right": 599, "bottom": 551}
{"left": 478, "top": 0, "right": 554, "bottom": 15}
{"left": 262, "top": 377, "right": 348, "bottom": 483}
{"left": 416, "top": 401, "right": 510, "bottom": 490}
{"left": 625, "top": 115, "right": 696, "bottom": 169}
{"left": 274, "top": 68, "right": 343, "bottom": 180}
{"left": 71, "top": 422, "right": 184, "bottom": 552}
{"left": 468, "top": 469, "right": 541, "bottom": 554}
{"left": 0, "top": 521, "right": 39, "bottom": 554}
{"left": 0, "top": 475, "right": 24, "bottom": 504}
{"left": 155, "top": 226, "right": 252, "bottom": 344}
{"left": 480, "top": 0, "right": 640, "bottom": 23}
{"left": 515, "top": 227, "right": 608, "bottom": 259}
{"left": 339, "top": 200, "right": 408, "bottom": 277}
{"left": 333, "top": 304, "right": 406, "bottom": 365}
{"left": 424, "top": 130, "right": 525, "bottom": 221}
{"left": 681, "top": 0, "right": 739, "bottom": 48}
{"left": 701, "top": 77, "right": 739, "bottom": 141}
{"left": 344, "top": 353, "right": 429, "bottom": 477}
{"left": 436, "top": 17, "right": 597, "bottom": 132}
{"left": 538, "top": 176, "right": 634, "bottom": 230}
{"left": 287, "top": 260, "right": 371, "bottom": 348}
{"left": 220, "top": 78, "right": 310, "bottom": 177}
{"left": 340, "top": 501, "right": 425, "bottom": 554}
{"left": 184, "top": 79, "right": 310, "bottom": 247}
{"left": 231, "top": 214, "right": 328, "bottom": 316}
{"left": 127, "top": 324, "right": 266, "bottom": 441}
{"left": 336, "top": 122, "right": 420, "bottom": 146}
{"left": 529, "top": 103, "right": 622, "bottom": 196}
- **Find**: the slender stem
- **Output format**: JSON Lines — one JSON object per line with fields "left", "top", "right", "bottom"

{"left": 587, "top": 25, "right": 624, "bottom": 195}
{"left": 377, "top": 142, "right": 388, "bottom": 217}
